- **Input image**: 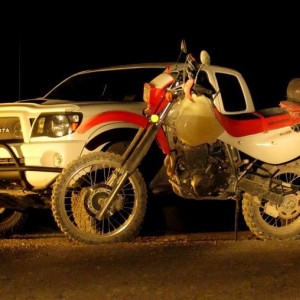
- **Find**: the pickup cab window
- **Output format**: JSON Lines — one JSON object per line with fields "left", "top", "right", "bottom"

{"left": 215, "top": 73, "right": 246, "bottom": 112}
{"left": 45, "top": 68, "right": 163, "bottom": 102}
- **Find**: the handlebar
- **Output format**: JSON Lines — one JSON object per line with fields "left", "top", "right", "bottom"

{"left": 183, "top": 54, "right": 216, "bottom": 100}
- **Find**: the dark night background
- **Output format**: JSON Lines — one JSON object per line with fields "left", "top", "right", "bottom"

{"left": 2, "top": 4, "right": 300, "bottom": 110}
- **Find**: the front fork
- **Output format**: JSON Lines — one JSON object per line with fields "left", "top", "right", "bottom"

{"left": 96, "top": 122, "right": 161, "bottom": 220}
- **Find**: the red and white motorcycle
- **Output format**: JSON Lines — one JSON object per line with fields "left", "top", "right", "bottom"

{"left": 51, "top": 41, "right": 300, "bottom": 244}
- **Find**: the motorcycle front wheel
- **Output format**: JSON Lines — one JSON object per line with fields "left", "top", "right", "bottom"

{"left": 242, "top": 161, "right": 300, "bottom": 240}
{"left": 51, "top": 152, "right": 147, "bottom": 244}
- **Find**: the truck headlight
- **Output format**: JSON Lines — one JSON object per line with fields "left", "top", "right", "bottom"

{"left": 31, "top": 113, "right": 82, "bottom": 138}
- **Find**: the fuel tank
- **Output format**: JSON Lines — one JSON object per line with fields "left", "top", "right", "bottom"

{"left": 175, "top": 94, "right": 224, "bottom": 146}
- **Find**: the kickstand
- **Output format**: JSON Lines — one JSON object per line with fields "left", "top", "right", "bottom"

{"left": 234, "top": 198, "right": 240, "bottom": 241}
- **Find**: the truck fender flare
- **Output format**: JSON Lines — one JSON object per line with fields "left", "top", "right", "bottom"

{"left": 78, "top": 110, "right": 170, "bottom": 154}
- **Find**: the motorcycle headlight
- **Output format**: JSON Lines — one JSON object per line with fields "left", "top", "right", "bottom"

{"left": 31, "top": 113, "right": 82, "bottom": 138}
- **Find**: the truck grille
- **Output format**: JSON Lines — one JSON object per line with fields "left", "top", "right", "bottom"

{"left": 0, "top": 117, "right": 23, "bottom": 141}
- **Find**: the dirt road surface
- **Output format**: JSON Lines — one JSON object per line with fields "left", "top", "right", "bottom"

{"left": 2, "top": 228, "right": 300, "bottom": 300}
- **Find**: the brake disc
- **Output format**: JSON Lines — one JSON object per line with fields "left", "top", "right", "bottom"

{"left": 84, "top": 184, "right": 124, "bottom": 218}
{"left": 277, "top": 192, "right": 300, "bottom": 219}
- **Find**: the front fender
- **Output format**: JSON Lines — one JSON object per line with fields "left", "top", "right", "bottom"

{"left": 78, "top": 110, "right": 170, "bottom": 154}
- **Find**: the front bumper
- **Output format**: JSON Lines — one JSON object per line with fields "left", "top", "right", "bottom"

{"left": 0, "top": 140, "right": 85, "bottom": 188}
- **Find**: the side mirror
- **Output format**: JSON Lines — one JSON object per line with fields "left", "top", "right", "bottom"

{"left": 200, "top": 50, "right": 211, "bottom": 66}
{"left": 180, "top": 40, "right": 187, "bottom": 54}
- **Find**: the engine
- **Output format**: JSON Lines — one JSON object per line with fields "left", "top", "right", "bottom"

{"left": 166, "top": 141, "right": 231, "bottom": 199}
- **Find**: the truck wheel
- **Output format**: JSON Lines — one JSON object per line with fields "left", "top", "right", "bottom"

{"left": 106, "top": 141, "right": 130, "bottom": 155}
{"left": 0, "top": 208, "right": 28, "bottom": 237}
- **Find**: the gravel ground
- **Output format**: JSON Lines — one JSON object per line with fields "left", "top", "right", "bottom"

{"left": 2, "top": 230, "right": 300, "bottom": 300}
{"left": 2, "top": 201, "right": 300, "bottom": 299}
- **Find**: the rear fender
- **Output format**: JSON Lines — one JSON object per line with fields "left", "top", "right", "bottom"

{"left": 78, "top": 110, "right": 170, "bottom": 154}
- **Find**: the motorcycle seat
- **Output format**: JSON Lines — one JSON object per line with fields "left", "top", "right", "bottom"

{"left": 214, "top": 107, "right": 295, "bottom": 137}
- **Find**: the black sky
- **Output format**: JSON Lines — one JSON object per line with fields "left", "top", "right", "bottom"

{"left": 3, "top": 4, "right": 300, "bottom": 110}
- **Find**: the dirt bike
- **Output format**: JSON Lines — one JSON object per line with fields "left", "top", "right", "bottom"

{"left": 51, "top": 41, "right": 300, "bottom": 244}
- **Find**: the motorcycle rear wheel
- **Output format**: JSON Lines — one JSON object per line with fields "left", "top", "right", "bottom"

{"left": 51, "top": 152, "right": 147, "bottom": 244}
{"left": 242, "top": 161, "right": 300, "bottom": 240}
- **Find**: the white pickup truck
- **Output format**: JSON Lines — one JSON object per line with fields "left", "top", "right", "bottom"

{"left": 0, "top": 63, "right": 167, "bottom": 236}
